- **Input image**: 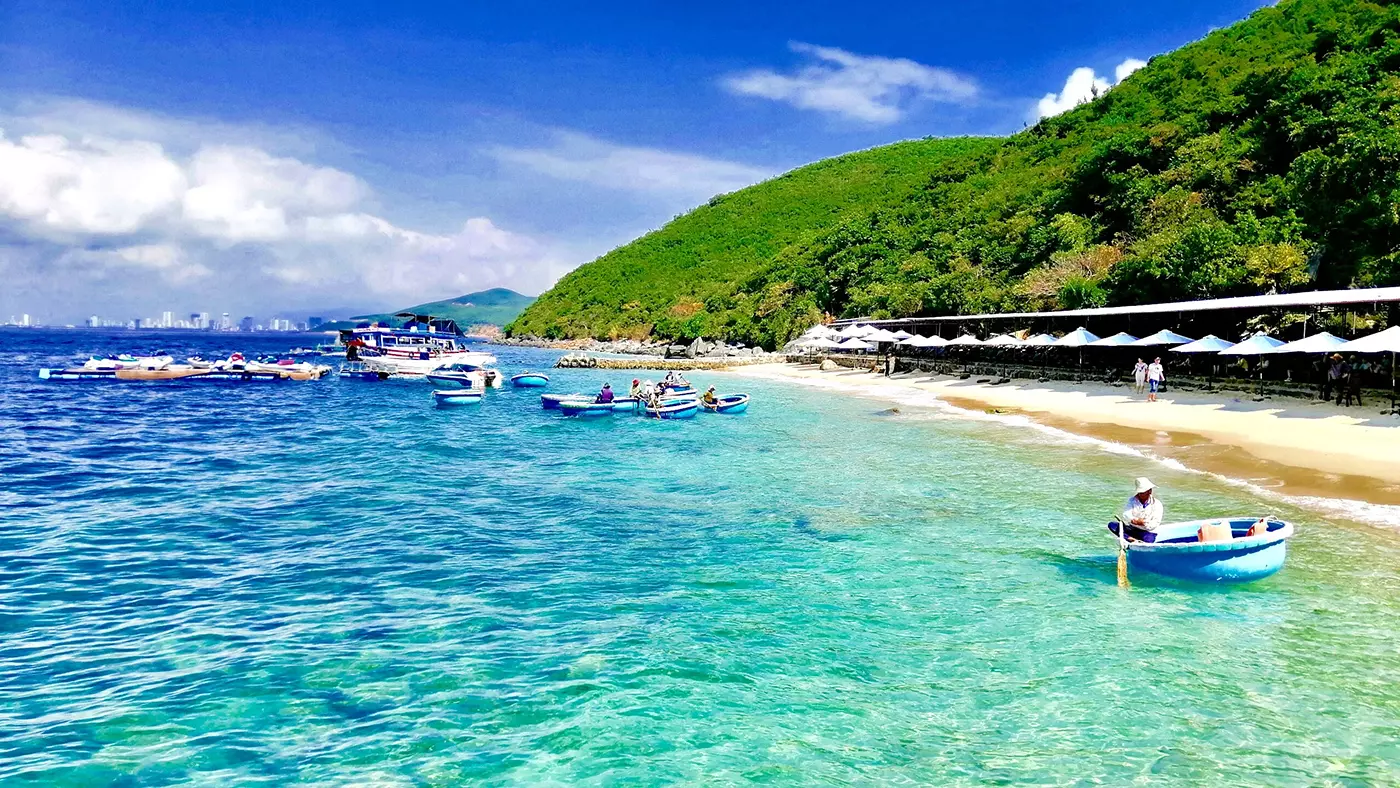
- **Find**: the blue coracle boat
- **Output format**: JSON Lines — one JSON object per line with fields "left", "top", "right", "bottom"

{"left": 511, "top": 372, "right": 550, "bottom": 388}
{"left": 707, "top": 393, "right": 750, "bottom": 414}
{"left": 645, "top": 400, "right": 700, "bottom": 420}
{"left": 609, "top": 396, "right": 641, "bottom": 412}
{"left": 541, "top": 393, "right": 591, "bottom": 410}
{"left": 433, "top": 389, "right": 483, "bottom": 406}
{"left": 1107, "top": 517, "right": 1294, "bottom": 583}
{"left": 559, "top": 401, "right": 614, "bottom": 418}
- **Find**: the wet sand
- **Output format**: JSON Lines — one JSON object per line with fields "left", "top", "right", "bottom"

{"left": 726, "top": 363, "right": 1400, "bottom": 510}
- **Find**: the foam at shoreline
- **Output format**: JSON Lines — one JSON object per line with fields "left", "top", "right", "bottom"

{"left": 729, "top": 364, "right": 1400, "bottom": 530}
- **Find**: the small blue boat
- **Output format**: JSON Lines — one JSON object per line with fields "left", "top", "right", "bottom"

{"left": 339, "top": 362, "right": 389, "bottom": 381}
{"left": 433, "top": 389, "right": 483, "bottom": 406}
{"left": 426, "top": 364, "right": 479, "bottom": 388}
{"left": 707, "top": 393, "right": 750, "bottom": 414}
{"left": 1108, "top": 517, "right": 1294, "bottom": 583}
{"left": 661, "top": 384, "right": 696, "bottom": 396}
{"left": 541, "top": 393, "right": 591, "bottom": 410}
{"left": 559, "top": 400, "right": 614, "bottom": 418}
{"left": 511, "top": 372, "right": 550, "bottom": 388}
{"left": 645, "top": 400, "right": 700, "bottom": 420}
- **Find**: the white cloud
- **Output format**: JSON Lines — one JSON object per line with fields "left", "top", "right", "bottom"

{"left": 722, "top": 42, "right": 977, "bottom": 124}
{"left": 1036, "top": 58, "right": 1147, "bottom": 119}
{"left": 1115, "top": 58, "right": 1148, "bottom": 84}
{"left": 0, "top": 110, "right": 578, "bottom": 314}
{"left": 491, "top": 131, "right": 774, "bottom": 201}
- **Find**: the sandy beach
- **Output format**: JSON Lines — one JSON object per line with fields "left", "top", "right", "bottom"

{"left": 726, "top": 362, "right": 1400, "bottom": 510}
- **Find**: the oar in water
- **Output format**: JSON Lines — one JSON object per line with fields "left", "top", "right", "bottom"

{"left": 1111, "top": 516, "right": 1130, "bottom": 588}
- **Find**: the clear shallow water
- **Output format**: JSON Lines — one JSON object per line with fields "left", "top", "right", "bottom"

{"left": 3, "top": 328, "right": 1400, "bottom": 785}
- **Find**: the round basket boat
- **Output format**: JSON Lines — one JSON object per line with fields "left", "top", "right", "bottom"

{"left": 1108, "top": 517, "right": 1294, "bottom": 583}
{"left": 433, "top": 389, "right": 483, "bottom": 406}
{"left": 559, "top": 400, "right": 614, "bottom": 418}
{"left": 512, "top": 372, "right": 550, "bottom": 388}
{"left": 708, "top": 393, "right": 750, "bottom": 414}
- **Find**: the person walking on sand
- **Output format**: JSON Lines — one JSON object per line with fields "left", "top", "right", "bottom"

{"left": 885, "top": 353, "right": 897, "bottom": 377}
{"left": 1146, "top": 357, "right": 1165, "bottom": 402}
{"left": 1133, "top": 358, "right": 1148, "bottom": 395}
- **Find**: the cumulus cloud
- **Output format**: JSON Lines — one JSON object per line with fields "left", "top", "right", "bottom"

{"left": 491, "top": 131, "right": 774, "bottom": 201}
{"left": 0, "top": 110, "right": 579, "bottom": 317}
{"left": 1037, "top": 58, "right": 1148, "bottom": 119}
{"left": 722, "top": 42, "right": 977, "bottom": 124}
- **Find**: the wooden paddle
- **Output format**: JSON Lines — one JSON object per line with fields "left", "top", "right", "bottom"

{"left": 1111, "top": 516, "right": 1130, "bottom": 588}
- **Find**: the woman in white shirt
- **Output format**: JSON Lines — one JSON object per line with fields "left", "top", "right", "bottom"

{"left": 1146, "top": 358, "right": 1165, "bottom": 402}
{"left": 1133, "top": 358, "right": 1148, "bottom": 395}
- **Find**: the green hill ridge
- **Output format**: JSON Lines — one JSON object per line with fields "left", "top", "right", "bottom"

{"left": 318, "top": 288, "right": 536, "bottom": 331}
{"left": 509, "top": 0, "right": 1400, "bottom": 349}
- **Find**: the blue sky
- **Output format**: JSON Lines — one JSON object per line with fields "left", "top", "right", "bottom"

{"left": 0, "top": 0, "right": 1271, "bottom": 322}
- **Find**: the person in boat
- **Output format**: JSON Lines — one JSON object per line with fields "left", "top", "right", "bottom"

{"left": 629, "top": 378, "right": 642, "bottom": 398}
{"left": 596, "top": 383, "right": 616, "bottom": 404}
{"left": 1116, "top": 477, "right": 1163, "bottom": 542}
{"left": 702, "top": 386, "right": 718, "bottom": 408}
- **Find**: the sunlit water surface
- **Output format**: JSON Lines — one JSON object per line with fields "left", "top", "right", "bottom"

{"left": 3, "top": 328, "right": 1400, "bottom": 785}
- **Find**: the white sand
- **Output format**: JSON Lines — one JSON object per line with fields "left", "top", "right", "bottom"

{"left": 725, "top": 363, "right": 1400, "bottom": 487}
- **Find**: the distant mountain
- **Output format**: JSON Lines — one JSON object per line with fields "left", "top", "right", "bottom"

{"left": 314, "top": 288, "right": 537, "bottom": 331}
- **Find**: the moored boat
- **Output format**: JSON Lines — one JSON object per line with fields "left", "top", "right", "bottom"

{"left": 511, "top": 372, "right": 550, "bottom": 388}
{"left": 645, "top": 399, "right": 700, "bottom": 420}
{"left": 1108, "top": 517, "right": 1294, "bottom": 583}
{"left": 426, "top": 363, "right": 483, "bottom": 389}
{"left": 559, "top": 400, "right": 615, "bottom": 418}
{"left": 433, "top": 389, "right": 483, "bottom": 406}
{"left": 340, "top": 361, "right": 390, "bottom": 381}
{"left": 609, "top": 396, "right": 641, "bottom": 412}
{"left": 541, "top": 393, "right": 591, "bottom": 410}
{"left": 345, "top": 315, "right": 497, "bottom": 376}
{"left": 707, "top": 393, "right": 750, "bottom": 414}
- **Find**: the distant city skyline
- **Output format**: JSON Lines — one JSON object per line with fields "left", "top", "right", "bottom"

{"left": 8, "top": 308, "right": 331, "bottom": 331}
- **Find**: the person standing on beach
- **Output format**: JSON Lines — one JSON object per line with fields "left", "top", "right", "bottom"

{"left": 1133, "top": 358, "right": 1148, "bottom": 395}
{"left": 1146, "top": 357, "right": 1165, "bottom": 402}
{"left": 885, "top": 353, "right": 897, "bottom": 377}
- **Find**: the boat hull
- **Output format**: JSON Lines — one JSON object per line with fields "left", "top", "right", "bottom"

{"left": 360, "top": 350, "right": 498, "bottom": 376}
{"left": 1109, "top": 517, "right": 1293, "bottom": 583}
{"left": 541, "top": 394, "right": 590, "bottom": 410}
{"left": 426, "top": 372, "right": 480, "bottom": 389}
{"left": 433, "top": 389, "right": 483, "bottom": 405}
{"left": 559, "top": 401, "right": 614, "bottom": 417}
{"left": 511, "top": 373, "right": 550, "bottom": 388}
{"left": 645, "top": 401, "right": 700, "bottom": 419}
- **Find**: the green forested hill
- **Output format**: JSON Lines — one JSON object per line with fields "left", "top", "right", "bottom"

{"left": 324, "top": 288, "right": 536, "bottom": 330}
{"left": 508, "top": 0, "right": 1400, "bottom": 348}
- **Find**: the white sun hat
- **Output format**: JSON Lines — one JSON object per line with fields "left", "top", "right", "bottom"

{"left": 1134, "top": 477, "right": 1155, "bottom": 494}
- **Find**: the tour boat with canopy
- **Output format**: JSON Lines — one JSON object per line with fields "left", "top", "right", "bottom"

{"left": 342, "top": 314, "right": 496, "bottom": 377}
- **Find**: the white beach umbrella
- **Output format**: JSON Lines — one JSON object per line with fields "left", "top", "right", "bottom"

{"left": 1265, "top": 331, "right": 1348, "bottom": 355}
{"left": 984, "top": 333, "right": 1024, "bottom": 346}
{"left": 1087, "top": 331, "right": 1140, "bottom": 347}
{"left": 804, "top": 337, "right": 843, "bottom": 350}
{"left": 864, "top": 328, "right": 902, "bottom": 343}
{"left": 836, "top": 324, "right": 865, "bottom": 338}
{"left": 850, "top": 325, "right": 879, "bottom": 338}
{"left": 1337, "top": 325, "right": 1400, "bottom": 395}
{"left": 836, "top": 337, "right": 874, "bottom": 351}
{"left": 1337, "top": 325, "right": 1400, "bottom": 354}
{"left": 1171, "top": 334, "right": 1236, "bottom": 354}
{"left": 891, "top": 330, "right": 914, "bottom": 340}
{"left": 1053, "top": 327, "right": 1101, "bottom": 347}
{"left": 945, "top": 334, "right": 984, "bottom": 346}
{"left": 1219, "top": 333, "right": 1285, "bottom": 356}
{"left": 1021, "top": 333, "right": 1057, "bottom": 346}
{"left": 802, "top": 325, "right": 837, "bottom": 339}
{"left": 897, "top": 333, "right": 927, "bottom": 346}
{"left": 920, "top": 335, "right": 951, "bottom": 347}
{"left": 1130, "top": 329, "right": 1195, "bottom": 347}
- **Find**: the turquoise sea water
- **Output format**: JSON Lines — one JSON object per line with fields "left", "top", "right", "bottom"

{"left": 4, "top": 328, "right": 1400, "bottom": 785}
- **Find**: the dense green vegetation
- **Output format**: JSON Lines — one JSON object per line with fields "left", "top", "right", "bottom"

{"left": 319, "top": 288, "right": 536, "bottom": 331}
{"left": 509, "top": 0, "right": 1400, "bottom": 348}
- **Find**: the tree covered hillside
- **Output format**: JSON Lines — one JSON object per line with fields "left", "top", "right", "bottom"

{"left": 509, "top": 0, "right": 1400, "bottom": 348}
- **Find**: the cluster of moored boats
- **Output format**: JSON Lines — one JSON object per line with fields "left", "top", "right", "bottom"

{"left": 538, "top": 374, "right": 750, "bottom": 419}
{"left": 39, "top": 352, "right": 332, "bottom": 382}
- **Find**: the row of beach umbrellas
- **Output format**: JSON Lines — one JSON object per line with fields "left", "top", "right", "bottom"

{"left": 794, "top": 323, "right": 1400, "bottom": 358}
